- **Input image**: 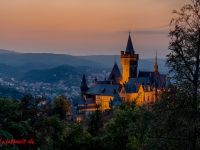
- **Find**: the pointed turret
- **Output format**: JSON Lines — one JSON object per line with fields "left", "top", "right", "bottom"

{"left": 80, "top": 73, "right": 88, "bottom": 92}
{"left": 80, "top": 73, "right": 88, "bottom": 98}
{"left": 154, "top": 51, "right": 158, "bottom": 75}
{"left": 125, "top": 32, "right": 135, "bottom": 54}
{"left": 108, "top": 62, "right": 122, "bottom": 84}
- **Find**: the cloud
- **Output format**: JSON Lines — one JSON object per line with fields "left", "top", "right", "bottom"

{"left": 113, "top": 29, "right": 168, "bottom": 35}
{"left": 133, "top": 30, "right": 168, "bottom": 35}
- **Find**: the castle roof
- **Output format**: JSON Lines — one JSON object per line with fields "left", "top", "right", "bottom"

{"left": 125, "top": 33, "right": 135, "bottom": 54}
{"left": 95, "top": 81, "right": 110, "bottom": 84}
{"left": 112, "top": 93, "right": 122, "bottom": 105}
{"left": 109, "top": 93, "right": 122, "bottom": 107}
{"left": 125, "top": 77, "right": 152, "bottom": 93}
{"left": 137, "top": 71, "right": 170, "bottom": 90}
{"left": 86, "top": 84, "right": 120, "bottom": 96}
{"left": 138, "top": 71, "right": 154, "bottom": 77}
{"left": 108, "top": 62, "right": 122, "bottom": 84}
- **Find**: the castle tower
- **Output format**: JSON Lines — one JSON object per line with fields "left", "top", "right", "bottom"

{"left": 121, "top": 32, "right": 139, "bottom": 83}
{"left": 80, "top": 73, "right": 88, "bottom": 98}
{"left": 154, "top": 51, "right": 158, "bottom": 75}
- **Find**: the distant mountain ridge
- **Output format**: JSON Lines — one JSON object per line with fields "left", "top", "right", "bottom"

{"left": 76, "top": 55, "right": 168, "bottom": 73}
{"left": 0, "top": 49, "right": 168, "bottom": 74}
{"left": 0, "top": 52, "right": 105, "bottom": 68}
{"left": 0, "top": 49, "right": 18, "bottom": 53}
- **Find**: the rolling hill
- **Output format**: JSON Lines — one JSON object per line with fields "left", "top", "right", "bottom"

{"left": 0, "top": 52, "right": 106, "bottom": 68}
{"left": 17, "top": 65, "right": 80, "bottom": 84}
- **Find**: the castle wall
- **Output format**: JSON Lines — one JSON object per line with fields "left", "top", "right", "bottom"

{"left": 95, "top": 95, "right": 113, "bottom": 111}
{"left": 126, "top": 91, "right": 155, "bottom": 106}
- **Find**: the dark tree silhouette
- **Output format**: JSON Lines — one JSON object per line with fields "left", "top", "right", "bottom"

{"left": 149, "top": 0, "right": 200, "bottom": 149}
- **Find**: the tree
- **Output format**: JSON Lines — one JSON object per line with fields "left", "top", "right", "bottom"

{"left": 49, "top": 95, "right": 71, "bottom": 119}
{"left": 0, "top": 97, "right": 34, "bottom": 150}
{"left": 144, "top": 86, "right": 197, "bottom": 150}
{"left": 0, "top": 95, "right": 71, "bottom": 150}
{"left": 21, "top": 94, "right": 47, "bottom": 125}
{"left": 61, "top": 123, "right": 95, "bottom": 150}
{"left": 87, "top": 108, "right": 103, "bottom": 137}
{"left": 34, "top": 115, "right": 68, "bottom": 150}
{"left": 147, "top": 0, "right": 200, "bottom": 149}
{"left": 101, "top": 101, "right": 146, "bottom": 150}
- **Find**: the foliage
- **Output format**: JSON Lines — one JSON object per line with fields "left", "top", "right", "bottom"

{"left": 35, "top": 115, "right": 68, "bottom": 150}
{"left": 0, "top": 97, "right": 34, "bottom": 150}
{"left": 48, "top": 95, "right": 71, "bottom": 119}
{"left": 101, "top": 101, "right": 146, "bottom": 150}
{"left": 61, "top": 123, "right": 95, "bottom": 150}
{"left": 153, "top": 0, "right": 200, "bottom": 149}
{"left": 21, "top": 94, "right": 47, "bottom": 125}
{"left": 87, "top": 109, "right": 103, "bottom": 137}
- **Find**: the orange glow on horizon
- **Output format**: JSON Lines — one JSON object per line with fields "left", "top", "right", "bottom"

{"left": 0, "top": 0, "right": 191, "bottom": 57}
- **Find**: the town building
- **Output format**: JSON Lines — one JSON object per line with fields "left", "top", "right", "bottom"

{"left": 72, "top": 32, "right": 170, "bottom": 121}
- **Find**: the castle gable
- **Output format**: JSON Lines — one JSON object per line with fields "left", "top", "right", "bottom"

{"left": 125, "top": 77, "right": 151, "bottom": 93}
{"left": 108, "top": 62, "right": 122, "bottom": 84}
{"left": 119, "top": 85, "right": 126, "bottom": 94}
{"left": 138, "top": 84, "right": 144, "bottom": 93}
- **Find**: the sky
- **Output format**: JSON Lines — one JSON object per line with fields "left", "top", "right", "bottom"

{"left": 0, "top": 0, "right": 191, "bottom": 58}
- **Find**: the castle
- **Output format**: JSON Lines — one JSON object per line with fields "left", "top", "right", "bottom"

{"left": 72, "top": 33, "right": 169, "bottom": 121}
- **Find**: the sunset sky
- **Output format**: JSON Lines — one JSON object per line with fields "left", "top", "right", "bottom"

{"left": 0, "top": 0, "right": 191, "bottom": 58}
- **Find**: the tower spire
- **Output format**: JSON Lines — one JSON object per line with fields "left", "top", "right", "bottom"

{"left": 80, "top": 71, "right": 88, "bottom": 98}
{"left": 80, "top": 72, "right": 88, "bottom": 91}
{"left": 155, "top": 50, "right": 158, "bottom": 65}
{"left": 154, "top": 51, "right": 158, "bottom": 74}
{"left": 125, "top": 32, "right": 135, "bottom": 54}
{"left": 121, "top": 32, "right": 139, "bottom": 83}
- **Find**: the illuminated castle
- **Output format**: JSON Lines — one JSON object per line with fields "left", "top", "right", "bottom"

{"left": 72, "top": 33, "right": 169, "bottom": 120}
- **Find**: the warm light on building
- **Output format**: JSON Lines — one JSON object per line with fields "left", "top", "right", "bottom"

{"left": 72, "top": 33, "right": 170, "bottom": 120}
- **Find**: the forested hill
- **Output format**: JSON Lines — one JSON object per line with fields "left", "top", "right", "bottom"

{"left": 0, "top": 51, "right": 105, "bottom": 68}
{"left": 0, "top": 49, "right": 168, "bottom": 74}
{"left": 17, "top": 65, "right": 81, "bottom": 85}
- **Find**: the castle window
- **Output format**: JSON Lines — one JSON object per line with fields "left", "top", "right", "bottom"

{"left": 121, "top": 97, "right": 125, "bottom": 101}
{"left": 113, "top": 89, "right": 116, "bottom": 94}
{"left": 101, "top": 87, "right": 105, "bottom": 93}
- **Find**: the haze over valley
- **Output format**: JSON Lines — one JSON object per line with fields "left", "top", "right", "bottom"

{"left": 0, "top": 49, "right": 167, "bottom": 100}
